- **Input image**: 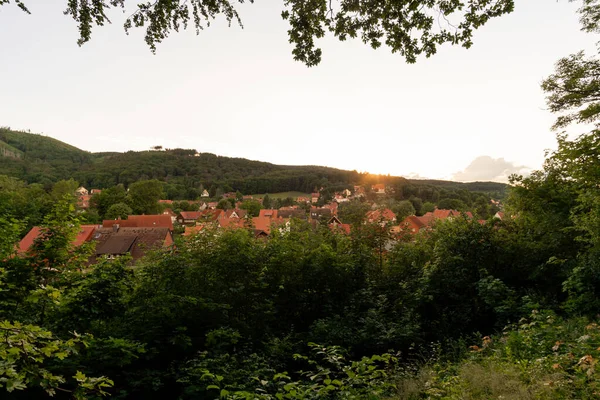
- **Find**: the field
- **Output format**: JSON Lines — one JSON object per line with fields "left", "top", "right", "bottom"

{"left": 251, "top": 191, "right": 311, "bottom": 200}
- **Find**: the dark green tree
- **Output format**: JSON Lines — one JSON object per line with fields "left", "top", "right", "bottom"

{"left": 239, "top": 199, "right": 262, "bottom": 217}
{"left": 262, "top": 194, "right": 272, "bottom": 209}
{"left": 127, "top": 179, "right": 163, "bottom": 215}
{"left": 105, "top": 202, "right": 133, "bottom": 220}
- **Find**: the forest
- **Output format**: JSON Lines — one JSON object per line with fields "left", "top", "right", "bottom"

{"left": 0, "top": 127, "right": 506, "bottom": 202}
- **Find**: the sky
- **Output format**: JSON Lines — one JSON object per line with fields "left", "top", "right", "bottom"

{"left": 0, "top": 0, "right": 597, "bottom": 182}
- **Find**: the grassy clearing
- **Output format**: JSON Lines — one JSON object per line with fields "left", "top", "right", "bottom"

{"left": 251, "top": 191, "right": 311, "bottom": 200}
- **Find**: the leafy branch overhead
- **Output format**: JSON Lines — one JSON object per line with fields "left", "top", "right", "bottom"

{"left": 542, "top": 0, "right": 600, "bottom": 129}
{"left": 2, "top": 0, "right": 514, "bottom": 65}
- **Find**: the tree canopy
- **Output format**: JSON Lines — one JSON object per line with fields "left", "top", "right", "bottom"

{"left": 2, "top": 0, "right": 514, "bottom": 66}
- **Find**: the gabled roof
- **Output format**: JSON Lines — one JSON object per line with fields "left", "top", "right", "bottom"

{"left": 225, "top": 209, "right": 247, "bottom": 219}
{"left": 328, "top": 216, "right": 343, "bottom": 225}
{"left": 432, "top": 209, "right": 472, "bottom": 220}
{"left": 365, "top": 208, "right": 396, "bottom": 223}
{"left": 178, "top": 211, "right": 203, "bottom": 220}
{"left": 96, "top": 235, "right": 137, "bottom": 255}
{"left": 18, "top": 225, "right": 97, "bottom": 255}
{"left": 403, "top": 215, "right": 426, "bottom": 229}
{"left": 92, "top": 227, "right": 171, "bottom": 261}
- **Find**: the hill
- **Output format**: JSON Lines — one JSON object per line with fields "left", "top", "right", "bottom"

{"left": 0, "top": 128, "right": 507, "bottom": 199}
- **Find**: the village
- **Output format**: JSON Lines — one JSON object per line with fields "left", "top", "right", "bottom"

{"left": 17, "top": 183, "right": 505, "bottom": 264}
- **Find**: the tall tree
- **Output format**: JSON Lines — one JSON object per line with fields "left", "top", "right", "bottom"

{"left": 542, "top": 0, "right": 600, "bottom": 129}
{"left": 127, "top": 179, "right": 163, "bottom": 215}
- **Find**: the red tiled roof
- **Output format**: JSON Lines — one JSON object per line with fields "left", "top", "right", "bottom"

{"left": 259, "top": 209, "right": 278, "bottom": 219}
{"left": 225, "top": 209, "right": 247, "bottom": 219}
{"left": 179, "top": 211, "right": 203, "bottom": 220}
{"left": 217, "top": 217, "right": 246, "bottom": 229}
{"left": 183, "top": 225, "right": 204, "bottom": 236}
{"left": 102, "top": 215, "right": 173, "bottom": 231}
{"left": 365, "top": 208, "right": 396, "bottom": 223}
{"left": 159, "top": 200, "right": 173, "bottom": 204}
{"left": 252, "top": 216, "right": 288, "bottom": 234}
{"left": 18, "top": 225, "right": 97, "bottom": 255}
{"left": 330, "top": 223, "right": 351, "bottom": 235}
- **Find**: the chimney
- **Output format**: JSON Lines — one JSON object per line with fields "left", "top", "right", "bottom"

{"left": 113, "top": 224, "right": 120, "bottom": 233}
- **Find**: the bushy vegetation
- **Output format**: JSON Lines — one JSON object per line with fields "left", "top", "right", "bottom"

{"left": 0, "top": 127, "right": 599, "bottom": 398}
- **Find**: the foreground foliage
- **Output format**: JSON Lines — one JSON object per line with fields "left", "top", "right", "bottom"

{"left": 394, "top": 311, "right": 600, "bottom": 399}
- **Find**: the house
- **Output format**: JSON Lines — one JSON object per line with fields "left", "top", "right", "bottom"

{"left": 322, "top": 202, "right": 338, "bottom": 216}
{"left": 78, "top": 195, "right": 92, "bottom": 209}
{"left": 365, "top": 209, "right": 396, "bottom": 224}
{"left": 76, "top": 186, "right": 89, "bottom": 196}
{"left": 90, "top": 189, "right": 102, "bottom": 195}
{"left": 494, "top": 211, "right": 505, "bottom": 220}
{"left": 334, "top": 194, "right": 349, "bottom": 203}
{"left": 224, "top": 209, "right": 247, "bottom": 219}
{"left": 296, "top": 197, "right": 310, "bottom": 203}
{"left": 18, "top": 225, "right": 98, "bottom": 255}
{"left": 90, "top": 227, "right": 173, "bottom": 263}
{"left": 353, "top": 186, "right": 366, "bottom": 198}
{"left": 328, "top": 216, "right": 351, "bottom": 234}
{"left": 310, "top": 207, "right": 332, "bottom": 221}
{"left": 102, "top": 215, "right": 174, "bottom": 232}
{"left": 395, "top": 216, "right": 428, "bottom": 235}
{"left": 259, "top": 209, "right": 279, "bottom": 219}
{"left": 217, "top": 217, "right": 246, "bottom": 229}
{"left": 158, "top": 199, "right": 173, "bottom": 205}
{"left": 311, "top": 192, "right": 320, "bottom": 203}
{"left": 207, "top": 202, "right": 218, "bottom": 209}
{"left": 371, "top": 184, "right": 386, "bottom": 194}
{"left": 201, "top": 189, "right": 210, "bottom": 197}
{"left": 328, "top": 215, "right": 342, "bottom": 225}
{"left": 417, "top": 209, "right": 473, "bottom": 227}
{"left": 242, "top": 195, "right": 253, "bottom": 200}
{"left": 177, "top": 211, "right": 204, "bottom": 225}
{"left": 342, "top": 188, "right": 351, "bottom": 197}
{"left": 162, "top": 208, "right": 178, "bottom": 223}
{"left": 252, "top": 216, "right": 289, "bottom": 235}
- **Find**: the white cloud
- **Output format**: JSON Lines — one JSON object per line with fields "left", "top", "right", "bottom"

{"left": 452, "top": 156, "right": 531, "bottom": 183}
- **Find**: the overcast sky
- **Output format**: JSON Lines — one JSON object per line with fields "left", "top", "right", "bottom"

{"left": 0, "top": 0, "right": 596, "bottom": 182}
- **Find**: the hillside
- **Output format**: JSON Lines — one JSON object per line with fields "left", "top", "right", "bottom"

{"left": 0, "top": 128, "right": 507, "bottom": 198}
